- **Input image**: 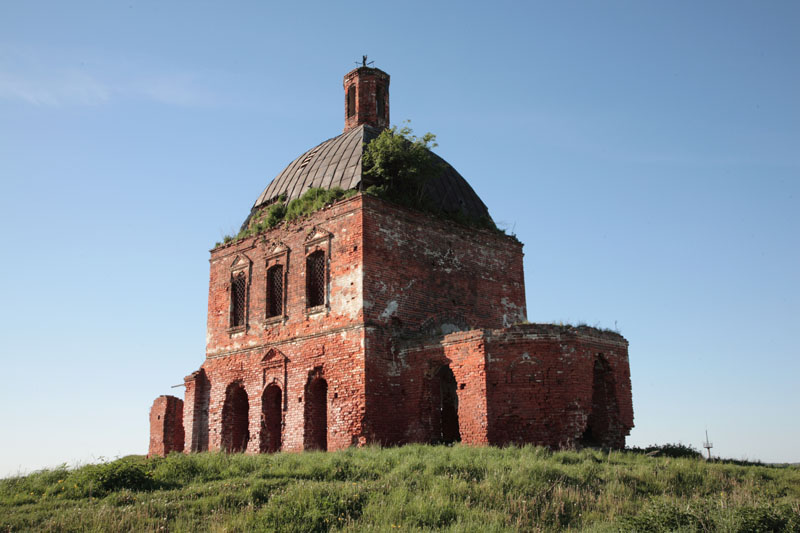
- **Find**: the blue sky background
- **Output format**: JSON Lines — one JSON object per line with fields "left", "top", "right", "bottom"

{"left": 1, "top": 1, "right": 798, "bottom": 476}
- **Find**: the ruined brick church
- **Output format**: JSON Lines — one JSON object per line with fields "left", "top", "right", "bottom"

{"left": 148, "top": 65, "right": 633, "bottom": 457}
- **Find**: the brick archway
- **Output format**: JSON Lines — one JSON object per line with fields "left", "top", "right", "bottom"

{"left": 304, "top": 375, "right": 328, "bottom": 451}
{"left": 260, "top": 384, "right": 282, "bottom": 453}
{"left": 221, "top": 382, "right": 250, "bottom": 453}
{"left": 432, "top": 365, "right": 461, "bottom": 444}
{"left": 580, "top": 355, "right": 619, "bottom": 448}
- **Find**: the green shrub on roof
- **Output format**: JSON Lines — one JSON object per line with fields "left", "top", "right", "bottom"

{"left": 362, "top": 122, "right": 498, "bottom": 232}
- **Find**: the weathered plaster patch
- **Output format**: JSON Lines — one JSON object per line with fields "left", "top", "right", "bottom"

{"left": 332, "top": 264, "right": 362, "bottom": 318}
{"left": 378, "top": 227, "right": 408, "bottom": 247}
{"left": 500, "top": 297, "right": 527, "bottom": 327}
{"left": 379, "top": 300, "right": 398, "bottom": 320}
{"left": 440, "top": 323, "right": 461, "bottom": 335}
{"left": 422, "top": 247, "right": 463, "bottom": 273}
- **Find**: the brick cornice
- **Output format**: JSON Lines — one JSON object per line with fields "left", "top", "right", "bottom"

{"left": 205, "top": 323, "right": 366, "bottom": 360}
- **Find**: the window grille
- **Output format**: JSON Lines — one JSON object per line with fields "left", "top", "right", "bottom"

{"left": 306, "top": 251, "right": 325, "bottom": 308}
{"left": 347, "top": 86, "right": 355, "bottom": 117}
{"left": 267, "top": 265, "right": 283, "bottom": 318}
{"left": 231, "top": 272, "right": 247, "bottom": 327}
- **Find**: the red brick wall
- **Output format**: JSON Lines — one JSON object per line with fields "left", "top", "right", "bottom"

{"left": 182, "top": 369, "right": 209, "bottom": 453}
{"left": 394, "top": 332, "right": 490, "bottom": 446}
{"left": 148, "top": 395, "right": 184, "bottom": 457}
{"left": 367, "top": 324, "right": 633, "bottom": 448}
{"left": 442, "top": 332, "right": 490, "bottom": 445}
{"left": 360, "top": 195, "right": 525, "bottom": 444}
{"left": 191, "top": 196, "right": 368, "bottom": 452}
{"left": 361, "top": 324, "right": 632, "bottom": 449}
{"left": 194, "top": 329, "right": 365, "bottom": 452}
{"left": 191, "top": 194, "right": 527, "bottom": 452}
{"left": 205, "top": 195, "right": 365, "bottom": 356}
{"left": 481, "top": 325, "right": 633, "bottom": 448}
{"left": 361, "top": 195, "right": 526, "bottom": 332}
{"left": 363, "top": 330, "right": 491, "bottom": 447}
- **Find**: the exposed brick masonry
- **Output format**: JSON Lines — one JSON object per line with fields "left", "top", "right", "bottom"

{"left": 149, "top": 194, "right": 633, "bottom": 455}
{"left": 148, "top": 395, "right": 184, "bottom": 457}
{"left": 343, "top": 67, "right": 389, "bottom": 133}
{"left": 148, "top": 65, "right": 633, "bottom": 456}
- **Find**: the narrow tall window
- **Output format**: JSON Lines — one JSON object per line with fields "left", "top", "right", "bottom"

{"left": 377, "top": 86, "right": 385, "bottom": 119}
{"left": 306, "top": 251, "right": 325, "bottom": 308}
{"left": 231, "top": 272, "right": 247, "bottom": 327}
{"left": 266, "top": 265, "right": 283, "bottom": 318}
{"left": 347, "top": 85, "right": 355, "bottom": 117}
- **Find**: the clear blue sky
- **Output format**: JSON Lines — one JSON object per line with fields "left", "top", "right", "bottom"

{"left": 1, "top": 1, "right": 798, "bottom": 476}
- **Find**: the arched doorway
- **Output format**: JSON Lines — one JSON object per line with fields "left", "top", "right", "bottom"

{"left": 221, "top": 382, "right": 250, "bottom": 453}
{"left": 433, "top": 366, "right": 461, "bottom": 444}
{"left": 304, "top": 376, "right": 328, "bottom": 451}
{"left": 580, "top": 355, "right": 618, "bottom": 448}
{"left": 260, "top": 384, "right": 282, "bottom": 453}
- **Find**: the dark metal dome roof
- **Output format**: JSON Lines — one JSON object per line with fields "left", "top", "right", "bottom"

{"left": 252, "top": 124, "right": 491, "bottom": 221}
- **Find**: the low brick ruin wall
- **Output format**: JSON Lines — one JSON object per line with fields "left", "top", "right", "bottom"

{"left": 148, "top": 395, "right": 184, "bottom": 457}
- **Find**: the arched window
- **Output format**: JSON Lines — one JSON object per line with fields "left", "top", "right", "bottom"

{"left": 377, "top": 85, "right": 385, "bottom": 119}
{"left": 306, "top": 251, "right": 326, "bottom": 308}
{"left": 347, "top": 85, "right": 356, "bottom": 117}
{"left": 266, "top": 265, "right": 283, "bottom": 318}
{"left": 231, "top": 271, "right": 247, "bottom": 327}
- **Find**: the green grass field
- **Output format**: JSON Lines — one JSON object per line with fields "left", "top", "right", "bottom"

{"left": 2, "top": 445, "right": 798, "bottom": 532}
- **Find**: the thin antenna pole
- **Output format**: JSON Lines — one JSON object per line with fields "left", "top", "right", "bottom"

{"left": 703, "top": 429, "right": 713, "bottom": 460}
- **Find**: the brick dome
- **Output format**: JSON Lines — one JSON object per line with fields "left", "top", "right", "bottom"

{"left": 251, "top": 124, "right": 492, "bottom": 221}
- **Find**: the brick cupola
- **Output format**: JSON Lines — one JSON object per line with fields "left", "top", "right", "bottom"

{"left": 343, "top": 61, "right": 390, "bottom": 133}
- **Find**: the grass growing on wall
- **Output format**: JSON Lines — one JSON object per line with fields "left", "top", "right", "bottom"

{"left": 2, "top": 444, "right": 799, "bottom": 532}
{"left": 216, "top": 187, "right": 357, "bottom": 248}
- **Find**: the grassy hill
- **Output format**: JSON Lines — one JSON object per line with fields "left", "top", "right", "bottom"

{"left": 1, "top": 444, "right": 798, "bottom": 532}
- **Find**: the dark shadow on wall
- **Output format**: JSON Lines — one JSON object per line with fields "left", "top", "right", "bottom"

{"left": 193, "top": 370, "right": 211, "bottom": 452}
{"left": 432, "top": 365, "right": 461, "bottom": 444}
{"left": 260, "top": 383, "right": 283, "bottom": 453}
{"left": 579, "top": 355, "right": 619, "bottom": 448}
{"left": 304, "top": 374, "right": 328, "bottom": 451}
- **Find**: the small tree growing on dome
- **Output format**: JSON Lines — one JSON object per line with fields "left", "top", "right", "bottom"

{"left": 363, "top": 122, "right": 498, "bottom": 232}
{"left": 362, "top": 121, "right": 442, "bottom": 212}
